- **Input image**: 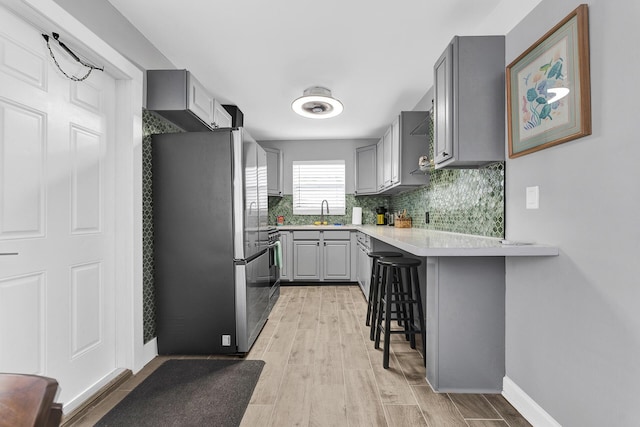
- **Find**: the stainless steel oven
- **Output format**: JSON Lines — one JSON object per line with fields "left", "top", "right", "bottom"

{"left": 267, "top": 228, "right": 281, "bottom": 310}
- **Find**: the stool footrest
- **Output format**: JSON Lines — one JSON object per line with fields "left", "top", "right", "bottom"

{"left": 380, "top": 329, "right": 423, "bottom": 335}
{"left": 381, "top": 298, "right": 421, "bottom": 305}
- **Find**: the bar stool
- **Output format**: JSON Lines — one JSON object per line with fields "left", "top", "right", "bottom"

{"left": 365, "top": 251, "right": 403, "bottom": 341}
{"left": 374, "top": 256, "right": 426, "bottom": 369}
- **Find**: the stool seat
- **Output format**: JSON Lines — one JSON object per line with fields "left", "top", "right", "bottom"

{"left": 366, "top": 252, "right": 403, "bottom": 332}
{"left": 377, "top": 257, "right": 421, "bottom": 268}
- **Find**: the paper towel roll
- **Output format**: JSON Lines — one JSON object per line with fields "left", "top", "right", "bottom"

{"left": 352, "top": 207, "right": 362, "bottom": 225}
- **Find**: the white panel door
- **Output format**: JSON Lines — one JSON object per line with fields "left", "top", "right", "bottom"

{"left": 0, "top": 6, "right": 117, "bottom": 405}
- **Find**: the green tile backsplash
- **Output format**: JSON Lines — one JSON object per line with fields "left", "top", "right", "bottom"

{"left": 268, "top": 194, "right": 391, "bottom": 226}
{"left": 142, "top": 110, "right": 182, "bottom": 343}
{"left": 389, "top": 164, "right": 504, "bottom": 237}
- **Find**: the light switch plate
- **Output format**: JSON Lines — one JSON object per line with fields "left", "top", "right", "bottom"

{"left": 526, "top": 186, "right": 539, "bottom": 209}
{"left": 222, "top": 335, "right": 231, "bottom": 346}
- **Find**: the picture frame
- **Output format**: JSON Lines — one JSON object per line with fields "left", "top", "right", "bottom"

{"left": 507, "top": 4, "right": 591, "bottom": 158}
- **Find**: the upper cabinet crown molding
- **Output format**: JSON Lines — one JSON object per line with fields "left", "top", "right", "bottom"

{"left": 146, "top": 69, "right": 230, "bottom": 131}
{"left": 434, "top": 36, "right": 505, "bottom": 169}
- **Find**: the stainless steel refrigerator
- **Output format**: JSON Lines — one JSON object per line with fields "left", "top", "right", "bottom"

{"left": 152, "top": 128, "right": 270, "bottom": 354}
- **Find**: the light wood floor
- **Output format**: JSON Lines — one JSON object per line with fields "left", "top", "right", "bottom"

{"left": 68, "top": 284, "right": 531, "bottom": 427}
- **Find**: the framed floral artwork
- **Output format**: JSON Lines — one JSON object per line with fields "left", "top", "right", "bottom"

{"left": 507, "top": 4, "right": 591, "bottom": 158}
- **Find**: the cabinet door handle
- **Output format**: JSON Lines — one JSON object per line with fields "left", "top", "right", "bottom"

{"left": 0, "top": 252, "right": 18, "bottom": 256}
{"left": 316, "top": 242, "right": 319, "bottom": 246}
{"left": 442, "top": 151, "right": 449, "bottom": 156}
{"left": 323, "top": 242, "right": 326, "bottom": 246}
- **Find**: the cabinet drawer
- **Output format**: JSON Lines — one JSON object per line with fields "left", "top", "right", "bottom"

{"left": 323, "top": 230, "right": 351, "bottom": 240}
{"left": 293, "top": 230, "right": 321, "bottom": 240}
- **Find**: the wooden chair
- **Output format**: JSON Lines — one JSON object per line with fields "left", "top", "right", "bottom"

{"left": 0, "top": 373, "right": 62, "bottom": 427}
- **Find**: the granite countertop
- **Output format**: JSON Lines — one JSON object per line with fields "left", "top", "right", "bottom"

{"left": 276, "top": 224, "right": 558, "bottom": 257}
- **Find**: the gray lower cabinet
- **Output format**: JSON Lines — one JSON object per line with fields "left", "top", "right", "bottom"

{"left": 355, "top": 241, "right": 371, "bottom": 300}
{"left": 293, "top": 240, "right": 321, "bottom": 280}
{"left": 292, "top": 230, "right": 351, "bottom": 281}
{"left": 278, "top": 231, "right": 292, "bottom": 281}
{"left": 323, "top": 240, "right": 350, "bottom": 280}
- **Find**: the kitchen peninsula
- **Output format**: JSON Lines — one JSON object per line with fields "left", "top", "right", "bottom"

{"left": 279, "top": 224, "right": 558, "bottom": 393}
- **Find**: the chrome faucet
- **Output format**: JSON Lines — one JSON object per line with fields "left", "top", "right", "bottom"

{"left": 320, "top": 199, "right": 329, "bottom": 224}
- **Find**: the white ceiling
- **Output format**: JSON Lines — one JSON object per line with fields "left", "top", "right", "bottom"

{"left": 108, "top": 0, "right": 541, "bottom": 141}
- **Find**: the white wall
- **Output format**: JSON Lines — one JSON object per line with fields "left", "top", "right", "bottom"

{"left": 258, "top": 139, "right": 377, "bottom": 195}
{"left": 52, "top": 0, "right": 173, "bottom": 71}
{"left": 505, "top": 1, "right": 640, "bottom": 426}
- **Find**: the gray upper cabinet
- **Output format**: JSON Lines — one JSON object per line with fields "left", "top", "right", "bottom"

{"left": 376, "top": 138, "right": 384, "bottom": 192}
{"left": 147, "top": 69, "right": 228, "bottom": 132}
{"left": 213, "top": 99, "right": 232, "bottom": 129}
{"left": 186, "top": 73, "right": 214, "bottom": 127}
{"left": 382, "top": 126, "right": 392, "bottom": 188}
{"left": 355, "top": 111, "right": 429, "bottom": 195}
{"left": 390, "top": 116, "right": 400, "bottom": 185}
{"left": 355, "top": 145, "right": 377, "bottom": 195}
{"left": 380, "top": 111, "right": 430, "bottom": 194}
{"left": 265, "top": 147, "right": 283, "bottom": 196}
{"left": 433, "top": 36, "right": 505, "bottom": 169}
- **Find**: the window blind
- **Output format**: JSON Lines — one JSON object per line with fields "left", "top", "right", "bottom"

{"left": 292, "top": 160, "right": 346, "bottom": 215}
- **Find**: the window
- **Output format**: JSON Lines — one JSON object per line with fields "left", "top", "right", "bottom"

{"left": 292, "top": 160, "right": 345, "bottom": 215}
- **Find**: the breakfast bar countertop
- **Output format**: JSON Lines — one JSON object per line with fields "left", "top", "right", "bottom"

{"left": 355, "top": 225, "right": 559, "bottom": 257}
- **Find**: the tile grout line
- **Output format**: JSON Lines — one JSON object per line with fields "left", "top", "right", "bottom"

{"left": 481, "top": 394, "right": 513, "bottom": 427}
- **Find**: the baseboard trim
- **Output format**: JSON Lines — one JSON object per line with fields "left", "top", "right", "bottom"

{"left": 61, "top": 368, "right": 132, "bottom": 426}
{"left": 139, "top": 337, "right": 158, "bottom": 373}
{"left": 503, "top": 376, "right": 562, "bottom": 427}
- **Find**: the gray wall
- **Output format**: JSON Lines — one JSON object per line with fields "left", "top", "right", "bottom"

{"left": 258, "top": 139, "right": 378, "bottom": 195}
{"left": 505, "top": 1, "right": 640, "bottom": 426}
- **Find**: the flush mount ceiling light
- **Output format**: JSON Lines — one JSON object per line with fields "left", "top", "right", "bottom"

{"left": 292, "top": 86, "right": 343, "bottom": 119}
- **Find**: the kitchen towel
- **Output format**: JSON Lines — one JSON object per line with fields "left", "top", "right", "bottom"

{"left": 352, "top": 207, "right": 362, "bottom": 225}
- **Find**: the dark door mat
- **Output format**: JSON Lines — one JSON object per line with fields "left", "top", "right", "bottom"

{"left": 95, "top": 359, "right": 265, "bottom": 427}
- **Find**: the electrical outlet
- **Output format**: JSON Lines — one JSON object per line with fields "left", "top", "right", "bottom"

{"left": 425, "top": 212, "right": 430, "bottom": 224}
{"left": 222, "top": 335, "right": 231, "bottom": 346}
